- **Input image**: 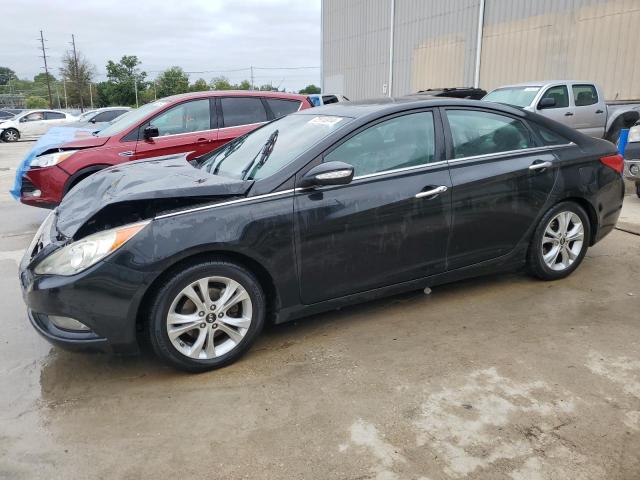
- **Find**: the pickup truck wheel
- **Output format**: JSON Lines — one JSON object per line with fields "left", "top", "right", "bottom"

{"left": 1, "top": 128, "right": 19, "bottom": 142}
{"left": 636, "top": 182, "right": 640, "bottom": 198}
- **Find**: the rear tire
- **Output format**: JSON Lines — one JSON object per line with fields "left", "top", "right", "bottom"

{"left": 147, "top": 260, "right": 265, "bottom": 373}
{"left": 636, "top": 182, "right": 640, "bottom": 198}
{"left": 527, "top": 202, "right": 591, "bottom": 281}
{"left": 1, "top": 128, "right": 19, "bottom": 142}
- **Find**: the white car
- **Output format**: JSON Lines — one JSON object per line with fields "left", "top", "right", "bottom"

{"left": 0, "top": 110, "right": 78, "bottom": 142}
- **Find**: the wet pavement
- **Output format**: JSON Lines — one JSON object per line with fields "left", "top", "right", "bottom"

{"left": 1, "top": 141, "right": 640, "bottom": 479}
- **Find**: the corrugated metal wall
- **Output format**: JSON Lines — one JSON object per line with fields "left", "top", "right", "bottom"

{"left": 322, "top": 0, "right": 640, "bottom": 100}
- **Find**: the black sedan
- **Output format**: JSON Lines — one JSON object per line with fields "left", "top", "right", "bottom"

{"left": 19, "top": 98, "right": 625, "bottom": 372}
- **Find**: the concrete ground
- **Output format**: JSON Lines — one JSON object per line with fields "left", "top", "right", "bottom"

{"left": 1, "top": 140, "right": 639, "bottom": 480}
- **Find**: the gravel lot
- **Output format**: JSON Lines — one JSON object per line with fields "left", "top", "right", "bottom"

{"left": 1, "top": 140, "right": 639, "bottom": 479}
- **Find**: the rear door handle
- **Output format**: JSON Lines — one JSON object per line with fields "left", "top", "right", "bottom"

{"left": 415, "top": 185, "right": 448, "bottom": 199}
{"left": 565, "top": 112, "right": 574, "bottom": 116}
{"left": 529, "top": 161, "right": 553, "bottom": 171}
{"left": 196, "top": 137, "right": 210, "bottom": 143}
{"left": 595, "top": 109, "right": 604, "bottom": 114}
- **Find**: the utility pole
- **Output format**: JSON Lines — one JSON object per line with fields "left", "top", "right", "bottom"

{"left": 88, "top": 82, "right": 94, "bottom": 109}
{"left": 134, "top": 77, "right": 139, "bottom": 108}
{"left": 62, "top": 79, "right": 68, "bottom": 109}
{"left": 250, "top": 66, "right": 254, "bottom": 90}
{"left": 153, "top": 79, "right": 157, "bottom": 100}
{"left": 71, "top": 34, "right": 85, "bottom": 112}
{"left": 38, "top": 30, "right": 53, "bottom": 108}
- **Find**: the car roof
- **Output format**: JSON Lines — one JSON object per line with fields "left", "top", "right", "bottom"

{"left": 492, "top": 80, "right": 596, "bottom": 89}
{"left": 159, "top": 90, "right": 309, "bottom": 103}
{"left": 294, "top": 96, "right": 528, "bottom": 119}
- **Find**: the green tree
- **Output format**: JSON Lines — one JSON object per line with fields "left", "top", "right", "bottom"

{"left": 258, "top": 83, "right": 274, "bottom": 91}
{"left": 156, "top": 66, "right": 189, "bottom": 97}
{"left": 236, "top": 80, "right": 251, "bottom": 90}
{"left": 25, "top": 96, "right": 49, "bottom": 108}
{"left": 210, "top": 76, "right": 233, "bottom": 90}
{"left": 299, "top": 84, "right": 321, "bottom": 94}
{"left": 59, "top": 49, "right": 95, "bottom": 109}
{"left": 190, "top": 78, "right": 209, "bottom": 92}
{"left": 33, "top": 72, "right": 56, "bottom": 84}
{"left": 105, "top": 55, "right": 147, "bottom": 106}
{"left": 0, "top": 67, "right": 17, "bottom": 86}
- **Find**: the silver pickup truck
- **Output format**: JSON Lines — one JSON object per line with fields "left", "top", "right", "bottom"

{"left": 483, "top": 81, "right": 640, "bottom": 143}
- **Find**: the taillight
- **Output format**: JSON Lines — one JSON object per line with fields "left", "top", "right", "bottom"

{"left": 600, "top": 154, "right": 624, "bottom": 173}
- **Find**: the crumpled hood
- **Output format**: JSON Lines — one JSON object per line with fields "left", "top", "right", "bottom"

{"left": 56, "top": 153, "right": 252, "bottom": 237}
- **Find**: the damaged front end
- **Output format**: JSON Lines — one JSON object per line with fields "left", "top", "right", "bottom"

{"left": 55, "top": 155, "right": 254, "bottom": 240}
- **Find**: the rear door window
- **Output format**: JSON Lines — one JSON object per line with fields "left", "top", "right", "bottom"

{"left": 151, "top": 99, "right": 211, "bottom": 136}
{"left": 538, "top": 86, "right": 569, "bottom": 109}
{"left": 45, "top": 112, "right": 65, "bottom": 120}
{"left": 572, "top": 84, "right": 598, "bottom": 106}
{"left": 221, "top": 97, "right": 268, "bottom": 128}
{"left": 93, "top": 110, "right": 125, "bottom": 122}
{"left": 265, "top": 98, "right": 301, "bottom": 118}
{"left": 446, "top": 109, "right": 534, "bottom": 158}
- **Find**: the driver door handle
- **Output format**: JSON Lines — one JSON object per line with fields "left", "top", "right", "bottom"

{"left": 529, "top": 161, "right": 553, "bottom": 171}
{"left": 565, "top": 112, "right": 574, "bottom": 116}
{"left": 415, "top": 185, "right": 448, "bottom": 199}
{"left": 196, "top": 137, "right": 210, "bottom": 144}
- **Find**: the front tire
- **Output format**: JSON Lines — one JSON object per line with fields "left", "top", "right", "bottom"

{"left": 527, "top": 202, "right": 590, "bottom": 280}
{"left": 148, "top": 260, "right": 265, "bottom": 372}
{"left": 1, "top": 128, "right": 19, "bottom": 142}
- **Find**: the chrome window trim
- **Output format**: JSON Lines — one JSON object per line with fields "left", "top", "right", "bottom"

{"left": 447, "top": 143, "right": 575, "bottom": 164}
{"left": 352, "top": 160, "right": 448, "bottom": 181}
{"left": 154, "top": 189, "right": 296, "bottom": 220}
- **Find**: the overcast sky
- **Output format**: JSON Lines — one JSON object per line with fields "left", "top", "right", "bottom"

{"left": 1, "top": 0, "right": 321, "bottom": 92}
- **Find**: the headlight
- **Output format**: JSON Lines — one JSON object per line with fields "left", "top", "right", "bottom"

{"left": 31, "top": 150, "right": 78, "bottom": 168}
{"left": 34, "top": 221, "right": 149, "bottom": 276}
{"left": 628, "top": 125, "right": 640, "bottom": 143}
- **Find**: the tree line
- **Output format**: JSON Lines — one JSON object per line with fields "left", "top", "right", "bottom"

{"left": 0, "top": 53, "right": 320, "bottom": 111}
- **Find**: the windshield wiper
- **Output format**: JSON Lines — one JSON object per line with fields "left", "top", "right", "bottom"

{"left": 241, "top": 129, "right": 279, "bottom": 180}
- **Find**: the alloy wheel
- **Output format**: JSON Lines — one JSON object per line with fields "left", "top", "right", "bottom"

{"left": 541, "top": 211, "right": 584, "bottom": 271}
{"left": 166, "top": 276, "right": 252, "bottom": 359}
{"left": 3, "top": 130, "right": 18, "bottom": 142}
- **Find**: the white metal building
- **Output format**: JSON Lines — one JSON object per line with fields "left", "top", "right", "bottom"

{"left": 321, "top": 0, "right": 640, "bottom": 100}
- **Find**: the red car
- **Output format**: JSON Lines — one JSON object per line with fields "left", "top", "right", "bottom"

{"left": 20, "top": 91, "right": 312, "bottom": 207}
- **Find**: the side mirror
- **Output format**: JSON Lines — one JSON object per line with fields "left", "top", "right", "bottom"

{"left": 90, "top": 118, "right": 96, "bottom": 124}
{"left": 538, "top": 97, "right": 556, "bottom": 110}
{"left": 19, "top": 117, "right": 27, "bottom": 123}
{"left": 299, "top": 161, "right": 354, "bottom": 188}
{"left": 143, "top": 125, "right": 160, "bottom": 140}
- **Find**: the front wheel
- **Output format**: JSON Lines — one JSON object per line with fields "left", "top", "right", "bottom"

{"left": 527, "top": 202, "right": 591, "bottom": 280}
{"left": 1, "top": 128, "right": 19, "bottom": 142}
{"left": 148, "top": 260, "right": 266, "bottom": 372}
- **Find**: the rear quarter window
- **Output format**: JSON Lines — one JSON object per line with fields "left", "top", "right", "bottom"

{"left": 530, "top": 123, "right": 572, "bottom": 146}
{"left": 265, "top": 98, "right": 301, "bottom": 118}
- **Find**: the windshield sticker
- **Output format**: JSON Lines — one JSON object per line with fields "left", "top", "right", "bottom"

{"left": 308, "top": 116, "right": 343, "bottom": 126}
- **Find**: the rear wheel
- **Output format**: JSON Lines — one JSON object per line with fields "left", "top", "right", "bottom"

{"left": 148, "top": 260, "right": 265, "bottom": 372}
{"left": 1, "top": 128, "right": 19, "bottom": 142}
{"left": 527, "top": 202, "right": 590, "bottom": 280}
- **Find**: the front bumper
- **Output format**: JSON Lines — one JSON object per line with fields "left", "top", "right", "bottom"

{"left": 19, "top": 237, "right": 159, "bottom": 355}
{"left": 20, "top": 165, "right": 69, "bottom": 208}
{"left": 624, "top": 142, "right": 640, "bottom": 182}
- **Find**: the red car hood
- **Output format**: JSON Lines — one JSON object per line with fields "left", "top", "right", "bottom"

{"left": 59, "top": 135, "right": 110, "bottom": 149}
